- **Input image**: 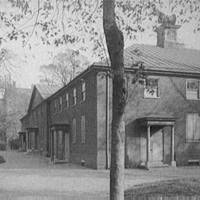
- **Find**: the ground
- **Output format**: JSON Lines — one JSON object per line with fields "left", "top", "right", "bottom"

{"left": 1, "top": 151, "right": 200, "bottom": 200}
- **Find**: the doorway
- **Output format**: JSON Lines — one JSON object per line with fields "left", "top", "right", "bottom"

{"left": 51, "top": 125, "right": 70, "bottom": 163}
{"left": 150, "top": 127, "right": 163, "bottom": 163}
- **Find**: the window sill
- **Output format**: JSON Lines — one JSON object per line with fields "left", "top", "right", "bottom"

{"left": 143, "top": 96, "right": 160, "bottom": 99}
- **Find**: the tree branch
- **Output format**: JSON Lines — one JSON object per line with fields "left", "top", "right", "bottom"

{"left": 23, "top": 0, "right": 41, "bottom": 46}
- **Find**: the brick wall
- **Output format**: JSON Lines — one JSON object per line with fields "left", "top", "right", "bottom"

{"left": 49, "top": 70, "right": 98, "bottom": 168}
{"left": 97, "top": 71, "right": 200, "bottom": 168}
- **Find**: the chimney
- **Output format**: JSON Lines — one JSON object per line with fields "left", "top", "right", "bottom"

{"left": 156, "top": 24, "right": 184, "bottom": 48}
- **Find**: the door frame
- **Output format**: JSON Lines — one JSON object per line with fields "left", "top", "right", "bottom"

{"left": 50, "top": 124, "right": 70, "bottom": 163}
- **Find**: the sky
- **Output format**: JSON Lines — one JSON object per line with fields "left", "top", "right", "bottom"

{"left": 0, "top": 0, "right": 200, "bottom": 88}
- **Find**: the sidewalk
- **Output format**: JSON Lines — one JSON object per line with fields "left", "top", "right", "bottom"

{"left": 0, "top": 150, "right": 83, "bottom": 169}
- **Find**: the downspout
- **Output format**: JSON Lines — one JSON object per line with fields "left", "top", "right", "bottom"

{"left": 46, "top": 101, "right": 50, "bottom": 157}
{"left": 105, "top": 72, "right": 110, "bottom": 169}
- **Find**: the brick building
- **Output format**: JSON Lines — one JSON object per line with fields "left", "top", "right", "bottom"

{"left": 21, "top": 23, "right": 200, "bottom": 169}
{"left": 20, "top": 84, "right": 60, "bottom": 153}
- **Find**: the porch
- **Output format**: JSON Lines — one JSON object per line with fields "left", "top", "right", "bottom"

{"left": 50, "top": 124, "right": 70, "bottom": 164}
{"left": 26, "top": 128, "right": 39, "bottom": 151}
{"left": 137, "top": 115, "right": 176, "bottom": 169}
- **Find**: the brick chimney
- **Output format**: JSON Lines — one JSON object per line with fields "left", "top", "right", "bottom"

{"left": 156, "top": 24, "right": 184, "bottom": 48}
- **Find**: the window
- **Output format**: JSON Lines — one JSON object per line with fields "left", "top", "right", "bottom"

{"left": 58, "top": 96, "right": 62, "bottom": 111}
{"left": 81, "top": 82, "right": 86, "bottom": 101}
{"left": 73, "top": 88, "right": 77, "bottom": 105}
{"left": 65, "top": 93, "right": 69, "bottom": 108}
{"left": 144, "top": 78, "right": 159, "bottom": 98}
{"left": 186, "top": 113, "right": 200, "bottom": 142}
{"left": 81, "top": 115, "right": 86, "bottom": 143}
{"left": 186, "top": 79, "right": 200, "bottom": 100}
{"left": 54, "top": 99, "right": 58, "bottom": 113}
{"left": 72, "top": 118, "right": 76, "bottom": 143}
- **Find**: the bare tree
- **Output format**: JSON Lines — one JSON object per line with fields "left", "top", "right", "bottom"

{"left": 39, "top": 49, "right": 89, "bottom": 86}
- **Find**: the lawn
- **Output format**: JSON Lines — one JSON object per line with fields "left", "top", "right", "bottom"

{"left": 125, "top": 178, "right": 200, "bottom": 199}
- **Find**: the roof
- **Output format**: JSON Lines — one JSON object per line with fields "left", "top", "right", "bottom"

{"left": 124, "top": 44, "right": 200, "bottom": 74}
{"left": 137, "top": 114, "right": 176, "bottom": 126}
{"left": 35, "top": 84, "right": 61, "bottom": 99}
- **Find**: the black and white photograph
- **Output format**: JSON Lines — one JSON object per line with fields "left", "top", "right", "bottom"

{"left": 0, "top": 0, "right": 200, "bottom": 199}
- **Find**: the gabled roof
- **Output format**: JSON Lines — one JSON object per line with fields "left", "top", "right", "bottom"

{"left": 124, "top": 44, "right": 200, "bottom": 73}
{"left": 27, "top": 84, "right": 60, "bottom": 113}
{"left": 35, "top": 84, "right": 61, "bottom": 99}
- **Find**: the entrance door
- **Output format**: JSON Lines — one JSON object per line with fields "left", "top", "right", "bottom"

{"left": 51, "top": 129, "right": 70, "bottom": 162}
{"left": 150, "top": 128, "right": 163, "bottom": 162}
{"left": 30, "top": 131, "right": 35, "bottom": 149}
{"left": 35, "top": 131, "right": 38, "bottom": 150}
{"left": 65, "top": 133, "right": 70, "bottom": 162}
{"left": 57, "top": 130, "right": 65, "bottom": 160}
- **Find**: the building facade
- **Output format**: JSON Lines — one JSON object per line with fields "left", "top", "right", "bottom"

{"left": 20, "top": 84, "right": 60, "bottom": 153}
{"left": 20, "top": 23, "right": 200, "bottom": 169}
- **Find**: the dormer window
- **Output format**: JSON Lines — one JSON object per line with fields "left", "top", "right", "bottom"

{"left": 186, "top": 79, "right": 199, "bottom": 100}
{"left": 144, "top": 78, "right": 159, "bottom": 98}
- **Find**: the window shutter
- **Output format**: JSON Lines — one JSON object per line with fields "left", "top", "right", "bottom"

{"left": 157, "top": 79, "right": 160, "bottom": 97}
{"left": 81, "top": 116, "right": 86, "bottom": 143}
{"left": 186, "top": 113, "right": 200, "bottom": 141}
{"left": 194, "top": 114, "right": 200, "bottom": 140}
{"left": 72, "top": 118, "right": 76, "bottom": 143}
{"left": 187, "top": 114, "right": 193, "bottom": 141}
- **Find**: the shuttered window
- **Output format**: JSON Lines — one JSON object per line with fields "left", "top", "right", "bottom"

{"left": 72, "top": 118, "right": 76, "bottom": 143}
{"left": 81, "top": 115, "right": 86, "bottom": 143}
{"left": 186, "top": 113, "right": 200, "bottom": 142}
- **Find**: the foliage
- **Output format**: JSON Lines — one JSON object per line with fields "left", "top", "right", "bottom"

{"left": 0, "top": 48, "right": 19, "bottom": 74}
{"left": 0, "top": 0, "right": 200, "bottom": 61}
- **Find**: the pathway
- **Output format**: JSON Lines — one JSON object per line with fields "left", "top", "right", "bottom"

{"left": 1, "top": 150, "right": 200, "bottom": 200}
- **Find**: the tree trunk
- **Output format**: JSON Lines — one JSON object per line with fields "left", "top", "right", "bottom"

{"left": 103, "top": 0, "right": 126, "bottom": 200}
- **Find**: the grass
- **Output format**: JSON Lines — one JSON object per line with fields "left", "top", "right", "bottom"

{"left": 125, "top": 178, "right": 200, "bottom": 198}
